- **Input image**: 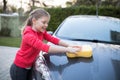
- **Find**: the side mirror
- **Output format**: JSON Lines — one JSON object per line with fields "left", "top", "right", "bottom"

{"left": 47, "top": 31, "right": 53, "bottom": 35}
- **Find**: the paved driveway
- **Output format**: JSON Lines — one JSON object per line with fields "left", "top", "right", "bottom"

{"left": 0, "top": 46, "right": 19, "bottom": 80}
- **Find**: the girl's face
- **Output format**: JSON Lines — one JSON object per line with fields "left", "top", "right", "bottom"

{"left": 32, "top": 16, "right": 50, "bottom": 33}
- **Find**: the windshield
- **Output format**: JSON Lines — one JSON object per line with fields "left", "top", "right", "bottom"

{"left": 56, "top": 16, "right": 120, "bottom": 44}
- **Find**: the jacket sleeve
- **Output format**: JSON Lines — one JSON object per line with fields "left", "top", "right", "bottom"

{"left": 23, "top": 32, "right": 50, "bottom": 53}
{"left": 43, "top": 31, "right": 60, "bottom": 45}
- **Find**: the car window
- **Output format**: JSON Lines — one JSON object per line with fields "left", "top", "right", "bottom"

{"left": 56, "top": 17, "right": 120, "bottom": 44}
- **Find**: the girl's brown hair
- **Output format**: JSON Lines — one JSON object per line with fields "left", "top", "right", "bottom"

{"left": 21, "top": 8, "right": 50, "bottom": 34}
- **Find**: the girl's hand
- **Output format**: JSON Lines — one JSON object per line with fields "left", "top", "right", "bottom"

{"left": 66, "top": 46, "right": 81, "bottom": 53}
{"left": 69, "top": 45, "right": 82, "bottom": 51}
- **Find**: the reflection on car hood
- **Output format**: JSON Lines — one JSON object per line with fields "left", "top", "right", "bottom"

{"left": 47, "top": 40, "right": 120, "bottom": 80}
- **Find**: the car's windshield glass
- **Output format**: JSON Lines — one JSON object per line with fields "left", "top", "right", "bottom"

{"left": 56, "top": 16, "right": 120, "bottom": 44}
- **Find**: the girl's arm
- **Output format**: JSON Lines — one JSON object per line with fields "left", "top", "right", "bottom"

{"left": 44, "top": 31, "right": 70, "bottom": 47}
{"left": 58, "top": 40, "right": 69, "bottom": 47}
{"left": 48, "top": 45, "right": 79, "bottom": 54}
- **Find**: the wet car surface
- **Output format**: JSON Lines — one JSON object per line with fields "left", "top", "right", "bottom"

{"left": 46, "top": 15, "right": 120, "bottom": 80}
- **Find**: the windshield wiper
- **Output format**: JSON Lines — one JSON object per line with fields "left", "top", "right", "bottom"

{"left": 58, "top": 36, "right": 120, "bottom": 45}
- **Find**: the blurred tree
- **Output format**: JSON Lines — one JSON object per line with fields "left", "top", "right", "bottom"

{"left": 66, "top": 0, "right": 77, "bottom": 7}
{"left": 102, "top": 0, "right": 120, "bottom": 7}
{"left": 73, "top": 0, "right": 120, "bottom": 7}
{"left": 28, "top": 0, "right": 45, "bottom": 11}
{"left": 3, "top": 0, "right": 7, "bottom": 13}
{"left": 32, "top": 0, "right": 35, "bottom": 7}
{"left": 74, "top": 0, "right": 102, "bottom": 6}
{"left": 27, "top": 0, "right": 46, "bottom": 12}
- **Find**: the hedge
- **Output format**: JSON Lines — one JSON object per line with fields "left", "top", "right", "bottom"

{"left": 0, "top": 6, "right": 119, "bottom": 37}
{"left": 45, "top": 6, "right": 120, "bottom": 32}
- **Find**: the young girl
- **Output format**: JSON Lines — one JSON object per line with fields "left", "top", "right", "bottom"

{"left": 10, "top": 8, "right": 80, "bottom": 80}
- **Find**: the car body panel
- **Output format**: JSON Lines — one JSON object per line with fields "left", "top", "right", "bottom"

{"left": 46, "top": 15, "right": 120, "bottom": 80}
{"left": 46, "top": 41, "right": 120, "bottom": 80}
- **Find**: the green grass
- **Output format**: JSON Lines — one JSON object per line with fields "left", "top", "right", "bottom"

{"left": 0, "top": 36, "right": 21, "bottom": 47}
{"left": 0, "top": 36, "right": 47, "bottom": 47}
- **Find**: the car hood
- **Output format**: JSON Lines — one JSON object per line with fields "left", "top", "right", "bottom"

{"left": 46, "top": 40, "right": 120, "bottom": 80}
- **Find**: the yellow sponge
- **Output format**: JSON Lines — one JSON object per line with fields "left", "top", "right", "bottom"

{"left": 66, "top": 45, "right": 92, "bottom": 58}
